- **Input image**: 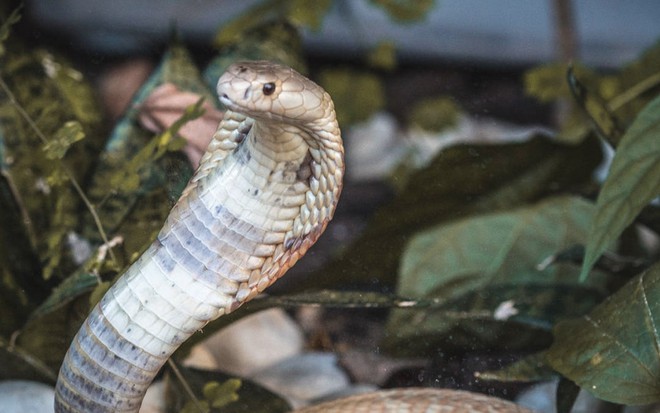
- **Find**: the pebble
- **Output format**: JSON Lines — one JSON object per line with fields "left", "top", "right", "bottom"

{"left": 346, "top": 111, "right": 551, "bottom": 182}
{"left": 249, "top": 352, "right": 350, "bottom": 409}
{"left": 201, "top": 308, "right": 305, "bottom": 377}
{"left": 0, "top": 380, "right": 55, "bottom": 413}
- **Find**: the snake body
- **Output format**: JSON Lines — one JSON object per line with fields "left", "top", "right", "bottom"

{"left": 54, "top": 60, "right": 344, "bottom": 412}
{"left": 294, "top": 388, "right": 534, "bottom": 413}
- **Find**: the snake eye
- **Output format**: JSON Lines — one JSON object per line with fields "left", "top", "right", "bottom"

{"left": 262, "top": 82, "right": 276, "bottom": 96}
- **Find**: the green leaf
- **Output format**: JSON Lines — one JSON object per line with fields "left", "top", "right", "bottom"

{"left": 407, "top": 96, "right": 461, "bottom": 132}
{"left": 0, "top": 5, "right": 20, "bottom": 57}
{"left": 288, "top": 0, "right": 332, "bottom": 30}
{"left": 370, "top": 0, "right": 435, "bottom": 22}
{"left": 547, "top": 261, "right": 660, "bottom": 404}
{"left": 385, "top": 196, "right": 608, "bottom": 355}
{"left": 476, "top": 352, "right": 556, "bottom": 383}
{"left": 205, "top": 379, "right": 241, "bottom": 408}
{"left": 39, "top": 51, "right": 103, "bottom": 126}
{"left": 108, "top": 99, "right": 203, "bottom": 193}
{"left": 84, "top": 42, "right": 206, "bottom": 245}
{"left": 213, "top": 0, "right": 286, "bottom": 48}
{"left": 296, "top": 136, "right": 602, "bottom": 292}
{"left": 204, "top": 19, "right": 306, "bottom": 98}
{"left": 580, "top": 95, "right": 660, "bottom": 280}
{"left": 567, "top": 67, "right": 623, "bottom": 145}
{"left": 27, "top": 271, "right": 99, "bottom": 322}
{"left": 43, "top": 120, "right": 85, "bottom": 160}
{"left": 366, "top": 41, "right": 397, "bottom": 71}
{"left": 213, "top": 0, "right": 330, "bottom": 49}
{"left": 318, "top": 67, "right": 385, "bottom": 126}
{"left": 524, "top": 63, "right": 598, "bottom": 103}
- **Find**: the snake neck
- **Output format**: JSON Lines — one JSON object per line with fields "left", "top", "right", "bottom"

{"left": 160, "top": 111, "right": 343, "bottom": 306}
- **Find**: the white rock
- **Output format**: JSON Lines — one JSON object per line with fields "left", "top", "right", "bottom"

{"left": 0, "top": 380, "right": 55, "bottom": 413}
{"left": 249, "top": 352, "right": 351, "bottom": 409}
{"left": 345, "top": 112, "right": 406, "bottom": 181}
{"left": 202, "top": 308, "right": 304, "bottom": 377}
{"left": 183, "top": 344, "right": 219, "bottom": 370}
{"left": 139, "top": 381, "right": 165, "bottom": 413}
{"left": 346, "top": 111, "right": 553, "bottom": 182}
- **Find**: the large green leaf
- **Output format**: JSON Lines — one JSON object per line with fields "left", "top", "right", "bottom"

{"left": 580, "top": 95, "right": 660, "bottom": 280}
{"left": 385, "top": 196, "right": 608, "bottom": 355}
{"left": 547, "top": 261, "right": 660, "bottom": 404}
{"left": 297, "top": 136, "right": 602, "bottom": 292}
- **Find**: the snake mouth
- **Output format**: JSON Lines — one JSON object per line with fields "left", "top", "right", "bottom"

{"left": 220, "top": 93, "right": 232, "bottom": 106}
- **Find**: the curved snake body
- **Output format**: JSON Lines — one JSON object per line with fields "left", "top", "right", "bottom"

{"left": 54, "top": 61, "right": 344, "bottom": 412}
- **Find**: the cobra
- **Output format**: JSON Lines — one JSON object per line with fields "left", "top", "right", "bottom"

{"left": 54, "top": 60, "right": 344, "bottom": 412}
{"left": 54, "top": 61, "right": 532, "bottom": 413}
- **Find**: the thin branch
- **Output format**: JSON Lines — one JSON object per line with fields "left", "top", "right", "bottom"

{"left": 167, "top": 359, "right": 206, "bottom": 413}
{"left": 552, "top": 0, "right": 579, "bottom": 62}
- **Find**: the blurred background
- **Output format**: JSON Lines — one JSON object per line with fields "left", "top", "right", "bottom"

{"left": 2, "top": 1, "right": 660, "bottom": 412}
{"left": 26, "top": 0, "right": 660, "bottom": 66}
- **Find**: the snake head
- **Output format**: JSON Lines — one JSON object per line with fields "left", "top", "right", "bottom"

{"left": 217, "top": 60, "right": 334, "bottom": 127}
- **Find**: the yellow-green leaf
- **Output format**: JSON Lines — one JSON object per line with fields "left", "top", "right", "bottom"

{"left": 318, "top": 68, "right": 384, "bottom": 125}
{"left": 367, "top": 41, "right": 397, "bottom": 71}
{"left": 567, "top": 67, "right": 623, "bottom": 145}
{"left": 408, "top": 96, "right": 461, "bottom": 132}
{"left": 204, "top": 379, "right": 241, "bottom": 408}
{"left": 370, "top": 0, "right": 435, "bottom": 22}
{"left": 0, "top": 6, "right": 21, "bottom": 57}
{"left": 43, "top": 120, "right": 85, "bottom": 160}
{"left": 288, "top": 0, "right": 332, "bottom": 30}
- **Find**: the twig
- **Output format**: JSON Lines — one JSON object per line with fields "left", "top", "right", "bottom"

{"left": 167, "top": 359, "right": 206, "bottom": 413}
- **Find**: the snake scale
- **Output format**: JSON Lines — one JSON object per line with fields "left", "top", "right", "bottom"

{"left": 54, "top": 61, "right": 531, "bottom": 413}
